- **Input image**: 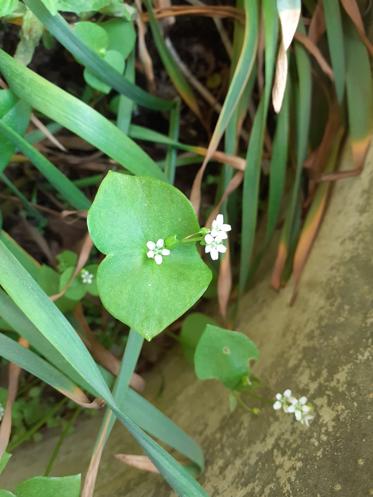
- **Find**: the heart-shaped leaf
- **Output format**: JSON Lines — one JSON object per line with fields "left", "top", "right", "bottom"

{"left": 194, "top": 325, "right": 259, "bottom": 389}
{"left": 87, "top": 172, "right": 212, "bottom": 340}
{"left": 180, "top": 312, "right": 217, "bottom": 363}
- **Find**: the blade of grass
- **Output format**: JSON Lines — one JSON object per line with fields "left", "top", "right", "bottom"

{"left": 0, "top": 239, "right": 112, "bottom": 400}
{"left": 0, "top": 49, "right": 165, "bottom": 181}
{"left": 322, "top": 0, "right": 345, "bottom": 102}
{"left": 345, "top": 17, "right": 373, "bottom": 169}
{"left": 164, "top": 100, "right": 181, "bottom": 184}
{"left": 190, "top": 0, "right": 258, "bottom": 213}
{"left": 24, "top": 0, "right": 173, "bottom": 111}
{"left": 0, "top": 117, "right": 90, "bottom": 210}
{"left": 271, "top": 28, "right": 312, "bottom": 289}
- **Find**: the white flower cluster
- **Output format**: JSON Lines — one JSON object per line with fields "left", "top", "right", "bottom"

{"left": 273, "top": 389, "right": 314, "bottom": 426}
{"left": 0, "top": 403, "right": 4, "bottom": 422}
{"left": 146, "top": 239, "right": 170, "bottom": 265}
{"left": 81, "top": 269, "right": 94, "bottom": 285}
{"left": 204, "top": 214, "right": 231, "bottom": 261}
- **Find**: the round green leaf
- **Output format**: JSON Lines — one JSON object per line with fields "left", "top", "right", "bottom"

{"left": 102, "top": 19, "right": 136, "bottom": 60}
{"left": 16, "top": 475, "right": 81, "bottom": 497}
{"left": 84, "top": 50, "right": 124, "bottom": 94}
{"left": 180, "top": 312, "right": 217, "bottom": 363}
{"left": 73, "top": 21, "right": 108, "bottom": 57}
{"left": 194, "top": 325, "right": 259, "bottom": 389}
{"left": 88, "top": 172, "right": 212, "bottom": 340}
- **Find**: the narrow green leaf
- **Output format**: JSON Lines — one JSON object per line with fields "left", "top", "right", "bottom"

{"left": 0, "top": 118, "right": 90, "bottom": 210}
{"left": 0, "top": 333, "right": 91, "bottom": 402}
{"left": 24, "top": 0, "right": 173, "bottom": 111}
{"left": 345, "top": 17, "right": 373, "bottom": 166}
{"left": 204, "top": 0, "right": 258, "bottom": 160}
{"left": 164, "top": 100, "right": 180, "bottom": 184}
{"left": 0, "top": 94, "right": 31, "bottom": 174}
{"left": 0, "top": 240, "right": 113, "bottom": 401}
{"left": 323, "top": 0, "right": 345, "bottom": 103}
{"left": 0, "top": 48, "right": 165, "bottom": 180}
{"left": 0, "top": 452, "right": 11, "bottom": 475}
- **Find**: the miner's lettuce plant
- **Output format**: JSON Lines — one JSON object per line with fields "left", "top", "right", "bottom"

{"left": 87, "top": 172, "right": 212, "bottom": 339}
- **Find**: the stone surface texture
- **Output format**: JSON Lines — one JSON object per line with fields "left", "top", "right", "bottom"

{"left": 1, "top": 145, "right": 373, "bottom": 496}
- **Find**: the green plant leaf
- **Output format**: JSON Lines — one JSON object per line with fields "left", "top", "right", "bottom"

{"left": 56, "top": 250, "right": 77, "bottom": 273}
{"left": 87, "top": 172, "right": 212, "bottom": 339}
{"left": 180, "top": 312, "right": 217, "bottom": 363}
{"left": 0, "top": 452, "right": 11, "bottom": 475}
{"left": 194, "top": 325, "right": 259, "bottom": 389}
{"left": 0, "top": 48, "right": 165, "bottom": 180}
{"left": 16, "top": 475, "right": 81, "bottom": 497}
{"left": 24, "top": 0, "right": 173, "bottom": 111}
{"left": 102, "top": 18, "right": 136, "bottom": 60}
{"left": 0, "top": 0, "right": 19, "bottom": 17}
{"left": 0, "top": 94, "right": 31, "bottom": 174}
{"left": 0, "top": 239, "right": 113, "bottom": 401}
{"left": 73, "top": 21, "right": 108, "bottom": 58}
{"left": 57, "top": 0, "right": 110, "bottom": 13}
{"left": 323, "top": 0, "right": 345, "bottom": 103}
{"left": 59, "top": 264, "right": 98, "bottom": 300}
{"left": 0, "top": 491, "right": 16, "bottom": 497}
{"left": 41, "top": 0, "right": 58, "bottom": 14}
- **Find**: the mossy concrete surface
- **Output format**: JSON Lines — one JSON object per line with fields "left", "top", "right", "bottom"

{"left": 1, "top": 145, "right": 373, "bottom": 496}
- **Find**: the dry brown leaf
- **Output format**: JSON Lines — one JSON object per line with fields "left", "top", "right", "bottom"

{"left": 30, "top": 114, "right": 67, "bottom": 152}
{"left": 340, "top": 0, "right": 373, "bottom": 57}
{"left": 115, "top": 454, "right": 159, "bottom": 473}
{"left": 308, "top": 0, "right": 325, "bottom": 44}
{"left": 272, "top": 41, "right": 288, "bottom": 113}
{"left": 0, "top": 338, "right": 28, "bottom": 457}
{"left": 135, "top": 0, "right": 155, "bottom": 91}
{"left": 217, "top": 242, "right": 232, "bottom": 319}
{"left": 278, "top": 6, "right": 301, "bottom": 51}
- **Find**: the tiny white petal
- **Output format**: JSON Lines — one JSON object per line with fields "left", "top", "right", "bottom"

{"left": 302, "top": 405, "right": 311, "bottom": 413}
{"left": 294, "top": 410, "right": 302, "bottom": 421}
{"left": 205, "top": 234, "right": 214, "bottom": 244}
{"left": 222, "top": 223, "right": 231, "bottom": 232}
{"left": 161, "top": 248, "right": 170, "bottom": 256}
{"left": 216, "top": 214, "right": 224, "bottom": 225}
{"left": 156, "top": 239, "right": 164, "bottom": 248}
{"left": 205, "top": 245, "right": 211, "bottom": 253}
{"left": 283, "top": 389, "right": 292, "bottom": 398}
{"left": 287, "top": 405, "right": 295, "bottom": 413}
{"left": 299, "top": 396, "right": 307, "bottom": 405}
{"left": 154, "top": 254, "right": 163, "bottom": 265}
{"left": 147, "top": 241, "right": 156, "bottom": 250}
{"left": 211, "top": 248, "right": 219, "bottom": 260}
{"left": 273, "top": 401, "right": 282, "bottom": 410}
{"left": 217, "top": 244, "right": 227, "bottom": 253}
{"left": 147, "top": 250, "right": 155, "bottom": 258}
{"left": 275, "top": 393, "right": 282, "bottom": 400}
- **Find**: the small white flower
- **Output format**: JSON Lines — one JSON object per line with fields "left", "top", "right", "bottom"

{"left": 0, "top": 403, "right": 4, "bottom": 421}
{"left": 204, "top": 233, "right": 227, "bottom": 261}
{"left": 81, "top": 269, "right": 94, "bottom": 285}
{"left": 273, "top": 389, "right": 314, "bottom": 426}
{"left": 210, "top": 214, "right": 231, "bottom": 240}
{"left": 146, "top": 239, "right": 170, "bottom": 265}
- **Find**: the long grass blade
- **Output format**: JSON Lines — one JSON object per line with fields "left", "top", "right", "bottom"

{"left": 322, "top": 0, "right": 345, "bottom": 102}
